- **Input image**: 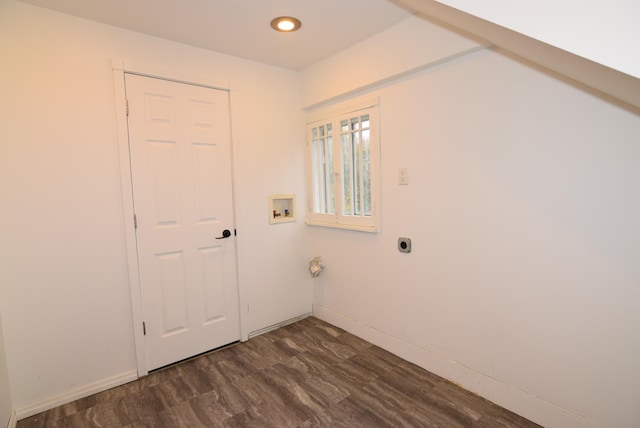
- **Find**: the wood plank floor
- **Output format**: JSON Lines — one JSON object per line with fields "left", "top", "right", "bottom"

{"left": 18, "top": 317, "right": 541, "bottom": 427}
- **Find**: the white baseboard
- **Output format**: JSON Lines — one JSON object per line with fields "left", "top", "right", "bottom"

{"left": 7, "top": 410, "right": 17, "bottom": 428}
{"left": 15, "top": 370, "right": 138, "bottom": 420}
{"left": 312, "top": 304, "right": 604, "bottom": 428}
{"left": 248, "top": 312, "right": 312, "bottom": 339}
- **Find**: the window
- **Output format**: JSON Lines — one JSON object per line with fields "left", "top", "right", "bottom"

{"left": 306, "top": 99, "right": 380, "bottom": 232}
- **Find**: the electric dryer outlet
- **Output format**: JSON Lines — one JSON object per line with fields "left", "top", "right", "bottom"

{"left": 398, "top": 237, "right": 411, "bottom": 253}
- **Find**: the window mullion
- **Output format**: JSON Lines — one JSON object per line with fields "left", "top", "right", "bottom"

{"left": 333, "top": 120, "right": 342, "bottom": 223}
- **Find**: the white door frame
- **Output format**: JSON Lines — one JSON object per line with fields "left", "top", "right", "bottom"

{"left": 111, "top": 59, "right": 248, "bottom": 377}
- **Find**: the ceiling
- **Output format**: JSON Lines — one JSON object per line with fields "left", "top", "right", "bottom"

{"left": 17, "top": 0, "right": 413, "bottom": 70}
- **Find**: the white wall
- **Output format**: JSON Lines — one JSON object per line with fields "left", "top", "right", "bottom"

{"left": 393, "top": 0, "right": 640, "bottom": 111}
{"left": 0, "top": 0, "right": 312, "bottom": 414}
{"left": 304, "top": 17, "right": 640, "bottom": 428}
{"left": 429, "top": 0, "right": 640, "bottom": 79}
{"left": 2, "top": 2, "right": 638, "bottom": 426}
{"left": 0, "top": 311, "right": 13, "bottom": 427}
{"left": 301, "top": 16, "right": 483, "bottom": 108}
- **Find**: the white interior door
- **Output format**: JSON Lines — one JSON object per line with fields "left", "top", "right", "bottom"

{"left": 125, "top": 73, "right": 240, "bottom": 371}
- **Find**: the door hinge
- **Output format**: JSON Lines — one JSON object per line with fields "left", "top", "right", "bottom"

{"left": 142, "top": 321, "right": 146, "bottom": 335}
{"left": 134, "top": 214, "right": 137, "bottom": 229}
{"left": 125, "top": 99, "right": 129, "bottom": 116}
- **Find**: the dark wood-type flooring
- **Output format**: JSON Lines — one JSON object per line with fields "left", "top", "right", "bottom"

{"left": 18, "top": 317, "right": 541, "bottom": 427}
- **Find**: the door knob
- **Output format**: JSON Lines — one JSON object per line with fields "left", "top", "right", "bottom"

{"left": 215, "top": 229, "right": 232, "bottom": 239}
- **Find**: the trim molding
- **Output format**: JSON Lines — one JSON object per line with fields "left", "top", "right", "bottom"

{"left": 15, "top": 370, "right": 137, "bottom": 421}
{"left": 248, "top": 313, "right": 311, "bottom": 339}
{"left": 112, "top": 60, "right": 148, "bottom": 376}
{"left": 7, "top": 410, "right": 17, "bottom": 428}
{"left": 312, "top": 304, "right": 605, "bottom": 428}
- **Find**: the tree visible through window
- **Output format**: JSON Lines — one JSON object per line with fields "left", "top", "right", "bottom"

{"left": 341, "top": 114, "right": 371, "bottom": 217}
{"left": 311, "top": 123, "right": 334, "bottom": 214}
{"left": 307, "top": 100, "right": 379, "bottom": 232}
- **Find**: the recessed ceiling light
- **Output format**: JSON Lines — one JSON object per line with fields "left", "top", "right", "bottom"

{"left": 270, "top": 16, "right": 302, "bottom": 32}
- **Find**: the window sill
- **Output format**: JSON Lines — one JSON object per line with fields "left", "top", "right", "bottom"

{"left": 305, "top": 219, "right": 378, "bottom": 233}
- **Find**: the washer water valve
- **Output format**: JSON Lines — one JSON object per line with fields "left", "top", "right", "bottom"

{"left": 309, "top": 256, "right": 325, "bottom": 277}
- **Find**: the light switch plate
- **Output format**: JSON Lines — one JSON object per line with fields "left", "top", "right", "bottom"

{"left": 399, "top": 167, "right": 409, "bottom": 185}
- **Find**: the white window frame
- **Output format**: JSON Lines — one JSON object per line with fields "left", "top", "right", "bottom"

{"left": 305, "top": 97, "right": 380, "bottom": 232}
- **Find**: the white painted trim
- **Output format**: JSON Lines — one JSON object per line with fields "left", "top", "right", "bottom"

{"left": 7, "top": 410, "right": 17, "bottom": 428}
{"left": 124, "top": 70, "right": 229, "bottom": 93}
{"left": 304, "top": 219, "right": 377, "bottom": 233}
{"left": 111, "top": 59, "right": 230, "bottom": 92}
{"left": 248, "top": 313, "right": 311, "bottom": 339}
{"left": 226, "top": 89, "right": 249, "bottom": 343}
{"left": 312, "top": 304, "right": 606, "bottom": 428}
{"left": 15, "top": 370, "right": 137, "bottom": 420}
{"left": 112, "top": 59, "right": 149, "bottom": 376}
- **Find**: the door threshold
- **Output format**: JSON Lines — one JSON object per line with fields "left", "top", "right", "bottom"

{"left": 150, "top": 340, "right": 241, "bottom": 373}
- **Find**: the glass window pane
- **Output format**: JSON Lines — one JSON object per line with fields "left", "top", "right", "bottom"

{"left": 312, "top": 139, "right": 325, "bottom": 213}
{"left": 326, "top": 137, "right": 335, "bottom": 214}
{"left": 311, "top": 124, "right": 335, "bottom": 215}
{"left": 361, "top": 115, "right": 370, "bottom": 129}
{"left": 361, "top": 130, "right": 371, "bottom": 216}
{"left": 341, "top": 133, "right": 352, "bottom": 215}
{"left": 354, "top": 131, "right": 361, "bottom": 215}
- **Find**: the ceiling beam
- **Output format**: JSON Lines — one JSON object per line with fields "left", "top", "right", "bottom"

{"left": 392, "top": 0, "right": 640, "bottom": 109}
